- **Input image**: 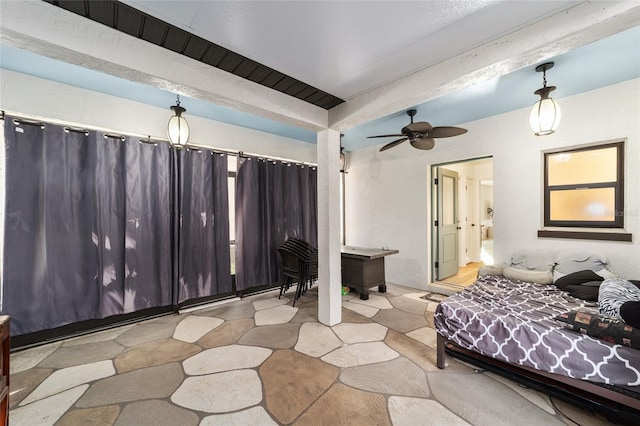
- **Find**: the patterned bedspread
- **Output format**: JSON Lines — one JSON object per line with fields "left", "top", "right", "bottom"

{"left": 434, "top": 274, "right": 640, "bottom": 386}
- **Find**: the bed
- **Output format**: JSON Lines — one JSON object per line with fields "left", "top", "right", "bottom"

{"left": 434, "top": 252, "right": 640, "bottom": 423}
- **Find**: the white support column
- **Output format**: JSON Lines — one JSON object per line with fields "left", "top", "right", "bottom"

{"left": 316, "top": 129, "right": 342, "bottom": 326}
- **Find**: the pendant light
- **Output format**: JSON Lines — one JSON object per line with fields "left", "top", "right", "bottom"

{"left": 339, "top": 134, "right": 349, "bottom": 173}
{"left": 529, "top": 62, "right": 561, "bottom": 136}
{"left": 167, "top": 94, "right": 190, "bottom": 146}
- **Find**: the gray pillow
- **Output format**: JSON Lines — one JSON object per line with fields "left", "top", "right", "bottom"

{"left": 554, "top": 251, "right": 610, "bottom": 275}
{"left": 508, "top": 250, "right": 556, "bottom": 272}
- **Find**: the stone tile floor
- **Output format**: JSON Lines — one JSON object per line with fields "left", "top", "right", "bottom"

{"left": 9, "top": 283, "right": 610, "bottom": 425}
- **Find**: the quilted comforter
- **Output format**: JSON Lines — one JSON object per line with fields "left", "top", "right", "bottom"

{"left": 434, "top": 274, "right": 640, "bottom": 386}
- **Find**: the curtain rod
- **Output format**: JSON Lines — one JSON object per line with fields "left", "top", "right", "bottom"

{"left": 1, "top": 110, "right": 163, "bottom": 144}
{"left": 1, "top": 109, "right": 317, "bottom": 166}
{"left": 177, "top": 142, "right": 316, "bottom": 167}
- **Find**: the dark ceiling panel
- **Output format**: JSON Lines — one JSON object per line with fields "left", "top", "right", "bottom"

{"left": 316, "top": 95, "right": 336, "bottom": 109}
{"left": 296, "top": 87, "right": 318, "bottom": 100}
{"left": 246, "top": 66, "right": 272, "bottom": 84}
{"left": 183, "top": 36, "right": 210, "bottom": 61}
{"left": 116, "top": 4, "right": 144, "bottom": 38}
{"left": 50, "top": 1, "right": 85, "bottom": 15}
{"left": 261, "top": 71, "right": 286, "bottom": 88}
{"left": 273, "top": 76, "right": 297, "bottom": 92}
{"left": 322, "top": 97, "right": 345, "bottom": 110}
{"left": 218, "top": 52, "right": 244, "bottom": 73}
{"left": 284, "top": 81, "right": 308, "bottom": 97}
{"left": 140, "top": 15, "right": 168, "bottom": 45}
{"left": 234, "top": 60, "right": 260, "bottom": 79}
{"left": 202, "top": 44, "right": 228, "bottom": 67}
{"left": 46, "top": 0, "right": 345, "bottom": 110}
{"left": 163, "top": 27, "right": 190, "bottom": 54}
{"left": 87, "top": 1, "right": 116, "bottom": 27}
{"left": 305, "top": 90, "right": 330, "bottom": 104}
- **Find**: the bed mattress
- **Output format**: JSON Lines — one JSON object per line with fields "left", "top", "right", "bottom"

{"left": 434, "top": 274, "right": 640, "bottom": 386}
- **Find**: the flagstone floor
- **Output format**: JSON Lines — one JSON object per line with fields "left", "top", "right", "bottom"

{"left": 9, "top": 283, "right": 608, "bottom": 425}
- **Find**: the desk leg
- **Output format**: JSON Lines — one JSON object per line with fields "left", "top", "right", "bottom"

{"left": 358, "top": 288, "right": 369, "bottom": 300}
{"left": 378, "top": 284, "right": 387, "bottom": 293}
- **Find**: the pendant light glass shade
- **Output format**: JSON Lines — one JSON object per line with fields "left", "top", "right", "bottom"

{"left": 339, "top": 134, "right": 349, "bottom": 173}
{"left": 340, "top": 147, "right": 349, "bottom": 173}
{"left": 529, "top": 62, "right": 561, "bottom": 136}
{"left": 529, "top": 96, "right": 561, "bottom": 136}
{"left": 167, "top": 95, "right": 189, "bottom": 146}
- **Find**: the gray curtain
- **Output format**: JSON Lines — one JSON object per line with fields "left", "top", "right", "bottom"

{"left": 177, "top": 148, "right": 231, "bottom": 303}
{"left": 235, "top": 157, "right": 317, "bottom": 291}
{"left": 2, "top": 117, "right": 172, "bottom": 335}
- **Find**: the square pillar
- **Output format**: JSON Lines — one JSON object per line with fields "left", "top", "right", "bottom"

{"left": 316, "top": 129, "right": 342, "bottom": 326}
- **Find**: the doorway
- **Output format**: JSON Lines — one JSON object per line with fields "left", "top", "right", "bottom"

{"left": 431, "top": 157, "right": 493, "bottom": 292}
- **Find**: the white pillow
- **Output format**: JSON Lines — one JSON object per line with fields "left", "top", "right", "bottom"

{"left": 503, "top": 267, "right": 554, "bottom": 285}
{"left": 478, "top": 264, "right": 506, "bottom": 276}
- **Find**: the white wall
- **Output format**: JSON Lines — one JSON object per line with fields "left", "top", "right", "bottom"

{"left": 0, "top": 70, "right": 318, "bottom": 163}
{"left": 345, "top": 78, "right": 640, "bottom": 288}
{"left": 480, "top": 183, "right": 494, "bottom": 230}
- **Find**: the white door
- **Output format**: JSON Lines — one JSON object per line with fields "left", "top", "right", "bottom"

{"left": 437, "top": 168, "right": 459, "bottom": 280}
{"left": 465, "top": 177, "right": 478, "bottom": 263}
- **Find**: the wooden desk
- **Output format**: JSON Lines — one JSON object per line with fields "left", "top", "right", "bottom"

{"left": 341, "top": 246, "right": 399, "bottom": 300}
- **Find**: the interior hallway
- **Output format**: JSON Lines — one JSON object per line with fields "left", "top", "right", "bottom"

{"left": 439, "top": 262, "right": 484, "bottom": 287}
{"left": 9, "top": 284, "right": 606, "bottom": 425}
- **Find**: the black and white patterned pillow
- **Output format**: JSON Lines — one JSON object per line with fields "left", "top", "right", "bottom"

{"left": 598, "top": 278, "right": 640, "bottom": 319}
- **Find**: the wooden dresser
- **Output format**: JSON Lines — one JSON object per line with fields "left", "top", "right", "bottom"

{"left": 0, "top": 316, "right": 9, "bottom": 426}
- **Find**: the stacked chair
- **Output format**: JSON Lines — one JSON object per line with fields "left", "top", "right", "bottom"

{"left": 277, "top": 237, "right": 318, "bottom": 306}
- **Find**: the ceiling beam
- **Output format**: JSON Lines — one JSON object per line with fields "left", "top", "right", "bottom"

{"left": 329, "top": 1, "right": 640, "bottom": 131}
{"left": 0, "top": 0, "right": 329, "bottom": 132}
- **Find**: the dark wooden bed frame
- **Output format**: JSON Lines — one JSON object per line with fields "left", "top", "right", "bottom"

{"left": 437, "top": 333, "right": 640, "bottom": 424}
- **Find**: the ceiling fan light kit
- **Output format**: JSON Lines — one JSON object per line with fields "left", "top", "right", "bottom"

{"left": 529, "top": 62, "right": 562, "bottom": 136}
{"left": 369, "top": 109, "right": 467, "bottom": 152}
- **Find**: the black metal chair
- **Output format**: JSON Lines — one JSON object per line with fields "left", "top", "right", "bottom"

{"left": 278, "top": 247, "right": 301, "bottom": 302}
{"left": 277, "top": 237, "right": 318, "bottom": 305}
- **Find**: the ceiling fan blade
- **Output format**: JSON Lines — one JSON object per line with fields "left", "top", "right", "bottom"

{"left": 367, "top": 133, "right": 404, "bottom": 138}
{"left": 428, "top": 126, "right": 468, "bottom": 138}
{"left": 410, "top": 137, "right": 436, "bottom": 150}
{"left": 405, "top": 121, "right": 432, "bottom": 133}
{"left": 379, "top": 138, "right": 407, "bottom": 151}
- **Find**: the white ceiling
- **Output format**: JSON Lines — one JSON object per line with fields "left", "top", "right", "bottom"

{"left": 123, "top": 0, "right": 581, "bottom": 100}
{"left": 1, "top": 1, "right": 639, "bottom": 151}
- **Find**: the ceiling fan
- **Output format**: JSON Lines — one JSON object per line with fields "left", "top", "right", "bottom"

{"left": 368, "top": 109, "right": 468, "bottom": 152}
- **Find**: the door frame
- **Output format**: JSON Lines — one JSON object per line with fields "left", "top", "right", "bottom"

{"left": 430, "top": 156, "right": 493, "bottom": 284}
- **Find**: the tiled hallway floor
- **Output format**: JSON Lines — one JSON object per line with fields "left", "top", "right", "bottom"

{"left": 9, "top": 284, "right": 609, "bottom": 425}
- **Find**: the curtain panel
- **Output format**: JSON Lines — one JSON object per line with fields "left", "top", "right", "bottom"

{"left": 177, "top": 148, "right": 231, "bottom": 303}
{"left": 235, "top": 157, "right": 317, "bottom": 292}
{"left": 2, "top": 118, "right": 172, "bottom": 335}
